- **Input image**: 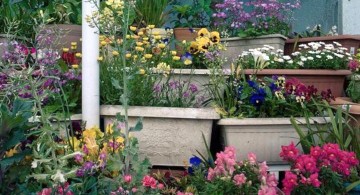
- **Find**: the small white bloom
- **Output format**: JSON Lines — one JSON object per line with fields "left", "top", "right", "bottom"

{"left": 277, "top": 58, "right": 284, "bottom": 63}
{"left": 333, "top": 41, "right": 342, "bottom": 47}
{"left": 307, "top": 56, "right": 314, "bottom": 60}
{"left": 31, "top": 160, "right": 38, "bottom": 168}
{"left": 291, "top": 52, "right": 301, "bottom": 56}
{"left": 283, "top": 55, "right": 291, "bottom": 60}
{"left": 297, "top": 61, "right": 304, "bottom": 66}
{"left": 300, "top": 56, "right": 307, "bottom": 61}
{"left": 276, "top": 49, "right": 284, "bottom": 54}
{"left": 51, "top": 170, "right": 66, "bottom": 183}
{"left": 287, "top": 60, "right": 293, "bottom": 64}
{"left": 316, "top": 55, "right": 321, "bottom": 58}
{"left": 326, "top": 55, "right": 333, "bottom": 60}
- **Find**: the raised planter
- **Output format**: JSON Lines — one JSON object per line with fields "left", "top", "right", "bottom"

{"left": 244, "top": 69, "right": 352, "bottom": 97}
{"left": 330, "top": 97, "right": 360, "bottom": 129}
{"left": 100, "top": 105, "right": 220, "bottom": 166}
{"left": 217, "top": 117, "right": 328, "bottom": 163}
{"left": 221, "top": 34, "right": 287, "bottom": 67}
{"left": 284, "top": 35, "right": 360, "bottom": 55}
{"left": 171, "top": 69, "right": 211, "bottom": 96}
{"left": 40, "top": 24, "right": 82, "bottom": 52}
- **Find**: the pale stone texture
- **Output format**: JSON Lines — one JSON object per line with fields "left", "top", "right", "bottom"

{"left": 101, "top": 106, "right": 220, "bottom": 166}
{"left": 218, "top": 117, "right": 328, "bottom": 164}
{"left": 221, "top": 34, "right": 287, "bottom": 67}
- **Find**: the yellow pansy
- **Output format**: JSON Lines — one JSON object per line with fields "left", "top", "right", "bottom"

{"left": 197, "top": 37, "right": 211, "bottom": 51}
{"left": 84, "top": 137, "right": 99, "bottom": 156}
{"left": 197, "top": 28, "right": 210, "bottom": 38}
{"left": 189, "top": 41, "right": 200, "bottom": 54}
{"left": 184, "top": 59, "right": 192, "bottom": 65}
{"left": 69, "top": 137, "right": 81, "bottom": 151}
{"left": 210, "top": 31, "right": 220, "bottom": 44}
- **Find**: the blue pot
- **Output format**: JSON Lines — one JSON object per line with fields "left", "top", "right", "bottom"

{"left": 344, "top": 182, "right": 360, "bottom": 194}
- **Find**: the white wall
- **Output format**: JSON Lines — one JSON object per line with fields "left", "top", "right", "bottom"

{"left": 340, "top": 0, "right": 360, "bottom": 35}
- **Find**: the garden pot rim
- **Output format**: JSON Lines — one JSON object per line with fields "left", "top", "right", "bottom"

{"left": 217, "top": 117, "right": 329, "bottom": 126}
{"left": 243, "top": 69, "right": 352, "bottom": 76}
{"left": 100, "top": 105, "right": 220, "bottom": 119}
{"left": 172, "top": 68, "right": 211, "bottom": 75}
{"left": 221, "top": 34, "right": 287, "bottom": 41}
{"left": 29, "top": 113, "right": 82, "bottom": 123}
{"left": 330, "top": 97, "right": 360, "bottom": 114}
{"left": 285, "top": 35, "right": 360, "bottom": 44}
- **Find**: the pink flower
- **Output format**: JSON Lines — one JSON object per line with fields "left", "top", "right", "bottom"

{"left": 280, "top": 142, "right": 299, "bottom": 161}
{"left": 266, "top": 173, "right": 278, "bottom": 187}
{"left": 310, "top": 146, "right": 324, "bottom": 159}
{"left": 248, "top": 152, "right": 257, "bottom": 164}
{"left": 309, "top": 173, "right": 321, "bottom": 187}
{"left": 258, "top": 185, "right": 277, "bottom": 195}
{"left": 348, "top": 59, "right": 359, "bottom": 71}
{"left": 157, "top": 183, "right": 165, "bottom": 190}
{"left": 37, "top": 188, "right": 52, "bottom": 195}
{"left": 282, "top": 171, "right": 298, "bottom": 194}
{"left": 124, "top": 174, "right": 132, "bottom": 183}
{"left": 176, "top": 192, "right": 193, "bottom": 195}
{"left": 207, "top": 168, "right": 215, "bottom": 181}
{"left": 259, "top": 161, "right": 269, "bottom": 177}
{"left": 142, "top": 175, "right": 157, "bottom": 189}
{"left": 131, "top": 188, "right": 137, "bottom": 193}
{"left": 233, "top": 173, "right": 247, "bottom": 186}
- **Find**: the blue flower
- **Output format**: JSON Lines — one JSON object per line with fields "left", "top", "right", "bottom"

{"left": 269, "top": 83, "right": 278, "bottom": 92}
{"left": 190, "top": 156, "right": 202, "bottom": 166}
{"left": 247, "top": 80, "right": 257, "bottom": 88}
{"left": 250, "top": 88, "right": 266, "bottom": 109}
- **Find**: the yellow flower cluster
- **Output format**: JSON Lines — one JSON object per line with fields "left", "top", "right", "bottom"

{"left": 86, "top": 0, "right": 124, "bottom": 29}
{"left": 69, "top": 125, "right": 125, "bottom": 162}
{"left": 189, "top": 28, "right": 221, "bottom": 55}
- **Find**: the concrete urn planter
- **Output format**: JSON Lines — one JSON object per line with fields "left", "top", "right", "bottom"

{"left": 220, "top": 34, "right": 287, "bottom": 67}
{"left": 101, "top": 105, "right": 220, "bottom": 166}
{"left": 218, "top": 117, "right": 328, "bottom": 163}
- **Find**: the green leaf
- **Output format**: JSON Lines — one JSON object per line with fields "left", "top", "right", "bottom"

{"left": 130, "top": 117, "right": 143, "bottom": 132}
{"left": 0, "top": 149, "right": 31, "bottom": 172}
{"left": 111, "top": 78, "right": 122, "bottom": 90}
{"left": 346, "top": 180, "right": 360, "bottom": 192}
{"left": 3, "top": 129, "right": 26, "bottom": 151}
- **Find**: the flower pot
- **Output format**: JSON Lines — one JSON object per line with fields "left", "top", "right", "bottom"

{"left": 284, "top": 35, "right": 360, "bottom": 55}
{"left": 100, "top": 105, "right": 220, "bottom": 166}
{"left": 171, "top": 69, "right": 211, "bottom": 97}
{"left": 244, "top": 69, "right": 352, "bottom": 97}
{"left": 173, "top": 28, "right": 200, "bottom": 42}
{"left": 330, "top": 97, "right": 360, "bottom": 129}
{"left": 217, "top": 117, "right": 329, "bottom": 163}
{"left": 221, "top": 34, "right": 287, "bottom": 67}
{"left": 40, "top": 24, "right": 82, "bottom": 52}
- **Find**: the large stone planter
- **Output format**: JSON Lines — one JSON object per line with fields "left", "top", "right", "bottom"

{"left": 244, "top": 69, "right": 352, "bottom": 97}
{"left": 101, "top": 105, "right": 220, "bottom": 166}
{"left": 284, "top": 35, "right": 360, "bottom": 55}
{"left": 218, "top": 117, "right": 328, "bottom": 163}
{"left": 171, "top": 69, "right": 211, "bottom": 96}
{"left": 221, "top": 34, "right": 287, "bottom": 67}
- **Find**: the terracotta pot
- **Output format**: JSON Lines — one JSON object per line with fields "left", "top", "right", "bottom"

{"left": 284, "top": 35, "right": 360, "bottom": 55}
{"left": 330, "top": 97, "right": 360, "bottom": 129}
{"left": 40, "top": 24, "right": 82, "bottom": 52}
{"left": 221, "top": 34, "right": 287, "bottom": 68}
{"left": 173, "top": 27, "right": 200, "bottom": 42}
{"left": 244, "top": 69, "right": 351, "bottom": 97}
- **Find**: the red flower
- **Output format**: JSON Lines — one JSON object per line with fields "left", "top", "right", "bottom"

{"left": 279, "top": 142, "right": 299, "bottom": 162}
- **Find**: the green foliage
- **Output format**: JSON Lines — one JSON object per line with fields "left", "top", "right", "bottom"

{"left": 291, "top": 101, "right": 360, "bottom": 158}
{"left": 346, "top": 76, "right": 360, "bottom": 103}
{"left": 135, "top": 0, "right": 169, "bottom": 27}
{"left": 170, "top": 0, "right": 212, "bottom": 28}
{"left": 40, "top": 0, "right": 82, "bottom": 25}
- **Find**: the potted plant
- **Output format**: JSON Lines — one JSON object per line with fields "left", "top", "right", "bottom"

{"left": 207, "top": 61, "right": 332, "bottom": 163}
{"left": 211, "top": 0, "right": 300, "bottom": 66}
{"left": 169, "top": 0, "right": 213, "bottom": 42}
{"left": 235, "top": 42, "right": 353, "bottom": 97}
{"left": 89, "top": 8, "right": 220, "bottom": 166}
{"left": 285, "top": 25, "right": 360, "bottom": 55}
{"left": 38, "top": 0, "right": 82, "bottom": 52}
